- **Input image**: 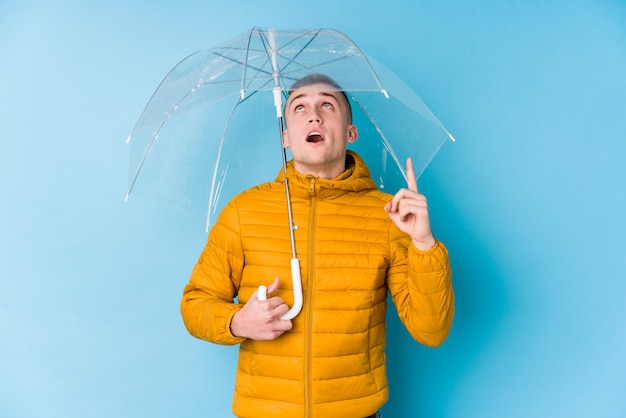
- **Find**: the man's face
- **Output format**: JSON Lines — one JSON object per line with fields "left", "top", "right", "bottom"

{"left": 282, "top": 83, "right": 358, "bottom": 179}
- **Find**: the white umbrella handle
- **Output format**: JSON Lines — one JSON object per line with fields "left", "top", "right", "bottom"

{"left": 257, "top": 258, "right": 303, "bottom": 320}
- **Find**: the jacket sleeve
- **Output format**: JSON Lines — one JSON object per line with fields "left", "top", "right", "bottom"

{"left": 180, "top": 201, "right": 246, "bottom": 345}
{"left": 387, "top": 231, "right": 455, "bottom": 347}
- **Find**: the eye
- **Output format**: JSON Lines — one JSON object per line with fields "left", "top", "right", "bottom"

{"left": 294, "top": 104, "right": 304, "bottom": 112}
{"left": 322, "top": 102, "right": 334, "bottom": 110}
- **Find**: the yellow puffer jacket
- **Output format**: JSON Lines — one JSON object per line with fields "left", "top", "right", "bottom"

{"left": 181, "top": 151, "right": 454, "bottom": 418}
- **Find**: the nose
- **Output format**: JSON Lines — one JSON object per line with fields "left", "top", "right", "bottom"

{"left": 308, "top": 109, "right": 321, "bottom": 123}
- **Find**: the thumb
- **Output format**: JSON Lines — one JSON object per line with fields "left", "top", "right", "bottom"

{"left": 266, "top": 277, "right": 280, "bottom": 294}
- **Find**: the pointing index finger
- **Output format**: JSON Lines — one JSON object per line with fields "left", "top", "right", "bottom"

{"left": 406, "top": 157, "right": 418, "bottom": 193}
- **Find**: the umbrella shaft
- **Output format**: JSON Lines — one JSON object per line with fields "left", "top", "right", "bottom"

{"left": 277, "top": 116, "right": 297, "bottom": 260}
{"left": 284, "top": 177, "right": 298, "bottom": 259}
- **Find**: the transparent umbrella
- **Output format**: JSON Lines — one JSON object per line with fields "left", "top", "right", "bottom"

{"left": 125, "top": 27, "right": 454, "bottom": 319}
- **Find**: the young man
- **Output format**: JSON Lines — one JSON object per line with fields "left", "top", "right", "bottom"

{"left": 181, "top": 74, "right": 454, "bottom": 418}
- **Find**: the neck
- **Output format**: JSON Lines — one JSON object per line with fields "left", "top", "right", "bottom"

{"left": 293, "top": 161, "right": 346, "bottom": 179}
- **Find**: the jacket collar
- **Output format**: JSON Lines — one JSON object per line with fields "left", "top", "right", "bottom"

{"left": 275, "top": 151, "right": 379, "bottom": 199}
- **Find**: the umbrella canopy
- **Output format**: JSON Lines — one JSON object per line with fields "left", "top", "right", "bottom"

{"left": 125, "top": 27, "right": 454, "bottom": 319}
{"left": 125, "top": 27, "right": 453, "bottom": 229}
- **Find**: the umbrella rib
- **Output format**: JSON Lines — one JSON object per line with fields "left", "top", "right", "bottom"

{"left": 205, "top": 96, "right": 242, "bottom": 231}
{"left": 260, "top": 29, "right": 322, "bottom": 86}
{"left": 350, "top": 96, "right": 407, "bottom": 182}
{"left": 331, "top": 29, "right": 388, "bottom": 95}
{"left": 276, "top": 55, "right": 362, "bottom": 85}
{"left": 207, "top": 48, "right": 286, "bottom": 98}
{"left": 241, "top": 27, "right": 257, "bottom": 98}
{"left": 210, "top": 49, "right": 273, "bottom": 79}
{"left": 126, "top": 80, "right": 207, "bottom": 200}
{"left": 125, "top": 119, "right": 168, "bottom": 200}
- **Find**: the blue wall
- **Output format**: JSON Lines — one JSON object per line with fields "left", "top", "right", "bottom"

{"left": 1, "top": 1, "right": 625, "bottom": 417}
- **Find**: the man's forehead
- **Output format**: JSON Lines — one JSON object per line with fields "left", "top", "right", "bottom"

{"left": 286, "top": 83, "right": 344, "bottom": 103}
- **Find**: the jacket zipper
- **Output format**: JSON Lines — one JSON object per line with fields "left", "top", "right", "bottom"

{"left": 305, "top": 177, "right": 317, "bottom": 418}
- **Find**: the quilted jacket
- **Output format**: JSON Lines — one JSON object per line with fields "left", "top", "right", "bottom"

{"left": 181, "top": 151, "right": 454, "bottom": 418}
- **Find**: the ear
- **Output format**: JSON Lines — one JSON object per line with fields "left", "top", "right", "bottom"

{"left": 347, "top": 125, "right": 358, "bottom": 144}
{"left": 282, "top": 129, "right": 290, "bottom": 148}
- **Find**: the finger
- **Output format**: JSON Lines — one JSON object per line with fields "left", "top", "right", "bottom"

{"left": 267, "top": 297, "right": 287, "bottom": 311}
{"left": 406, "top": 157, "right": 418, "bottom": 193}
{"left": 273, "top": 301, "right": 290, "bottom": 317}
{"left": 276, "top": 318, "right": 293, "bottom": 331}
{"left": 266, "top": 277, "right": 280, "bottom": 294}
{"left": 388, "top": 187, "right": 416, "bottom": 213}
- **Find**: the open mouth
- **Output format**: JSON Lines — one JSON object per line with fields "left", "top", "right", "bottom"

{"left": 307, "top": 131, "right": 324, "bottom": 143}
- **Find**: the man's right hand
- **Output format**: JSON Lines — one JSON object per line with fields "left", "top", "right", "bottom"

{"left": 230, "top": 277, "right": 293, "bottom": 340}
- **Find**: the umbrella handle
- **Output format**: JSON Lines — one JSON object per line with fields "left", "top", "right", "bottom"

{"left": 257, "top": 258, "right": 303, "bottom": 320}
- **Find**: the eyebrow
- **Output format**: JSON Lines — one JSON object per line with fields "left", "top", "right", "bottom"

{"left": 286, "top": 91, "right": 342, "bottom": 108}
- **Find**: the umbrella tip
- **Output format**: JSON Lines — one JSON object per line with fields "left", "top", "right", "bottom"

{"left": 381, "top": 89, "right": 389, "bottom": 99}
{"left": 125, "top": 135, "right": 131, "bottom": 144}
{"left": 448, "top": 133, "right": 456, "bottom": 142}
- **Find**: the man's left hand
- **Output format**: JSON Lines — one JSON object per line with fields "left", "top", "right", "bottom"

{"left": 384, "top": 157, "right": 436, "bottom": 251}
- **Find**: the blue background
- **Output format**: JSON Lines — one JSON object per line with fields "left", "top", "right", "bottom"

{"left": 2, "top": 1, "right": 625, "bottom": 417}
